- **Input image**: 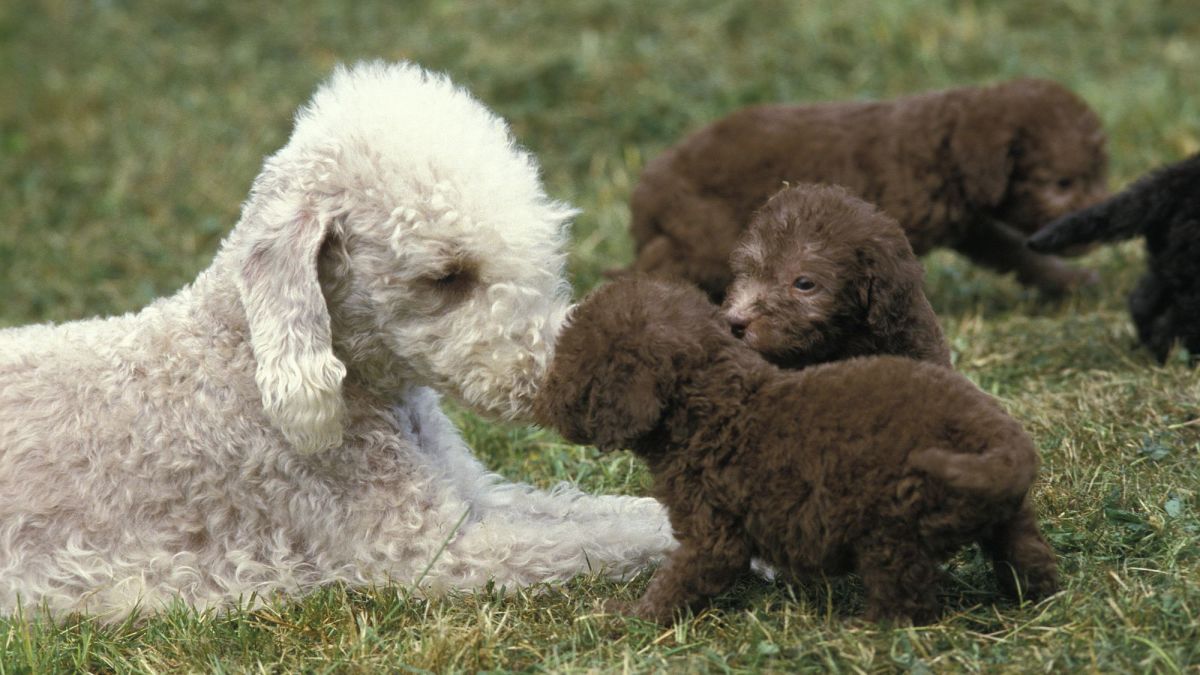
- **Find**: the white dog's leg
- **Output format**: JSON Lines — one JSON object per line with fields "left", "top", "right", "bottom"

{"left": 431, "top": 478, "right": 676, "bottom": 591}
{"left": 400, "top": 390, "right": 675, "bottom": 587}
{"left": 415, "top": 483, "right": 674, "bottom": 589}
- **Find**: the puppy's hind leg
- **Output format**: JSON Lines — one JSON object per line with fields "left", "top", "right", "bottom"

{"left": 1129, "top": 272, "right": 1176, "bottom": 363}
{"left": 957, "top": 219, "right": 1097, "bottom": 295}
{"left": 855, "top": 534, "right": 942, "bottom": 625}
{"left": 980, "top": 498, "right": 1059, "bottom": 602}
{"left": 1183, "top": 327, "right": 1200, "bottom": 367}
{"left": 1166, "top": 287, "right": 1200, "bottom": 366}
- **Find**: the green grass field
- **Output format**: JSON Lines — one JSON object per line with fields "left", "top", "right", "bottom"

{"left": 2, "top": 0, "right": 1198, "bottom": 671}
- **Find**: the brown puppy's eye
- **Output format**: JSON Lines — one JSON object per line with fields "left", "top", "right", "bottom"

{"left": 1056, "top": 177, "right": 1074, "bottom": 189}
{"left": 793, "top": 276, "right": 816, "bottom": 292}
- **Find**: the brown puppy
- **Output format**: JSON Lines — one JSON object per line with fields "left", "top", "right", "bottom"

{"left": 723, "top": 184, "right": 952, "bottom": 368}
{"left": 627, "top": 78, "right": 1108, "bottom": 300}
{"left": 536, "top": 277, "right": 1058, "bottom": 624}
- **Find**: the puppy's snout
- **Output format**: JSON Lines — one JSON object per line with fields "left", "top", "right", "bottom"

{"left": 730, "top": 318, "right": 748, "bottom": 339}
{"left": 725, "top": 310, "right": 752, "bottom": 339}
{"left": 1081, "top": 186, "right": 1110, "bottom": 210}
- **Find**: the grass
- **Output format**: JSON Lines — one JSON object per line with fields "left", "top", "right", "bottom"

{"left": 1, "top": 0, "right": 1199, "bottom": 671}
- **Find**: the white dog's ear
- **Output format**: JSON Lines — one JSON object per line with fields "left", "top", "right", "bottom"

{"left": 233, "top": 168, "right": 347, "bottom": 455}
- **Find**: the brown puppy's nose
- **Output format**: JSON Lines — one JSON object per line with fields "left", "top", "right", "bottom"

{"left": 726, "top": 313, "right": 750, "bottom": 339}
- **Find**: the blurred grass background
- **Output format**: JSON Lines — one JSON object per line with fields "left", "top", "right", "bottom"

{"left": 1, "top": 0, "right": 1198, "bottom": 671}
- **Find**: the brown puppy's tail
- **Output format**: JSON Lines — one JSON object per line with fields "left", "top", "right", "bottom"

{"left": 909, "top": 442, "right": 1038, "bottom": 502}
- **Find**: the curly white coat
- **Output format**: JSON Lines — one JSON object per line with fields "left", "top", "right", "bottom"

{"left": 0, "top": 61, "right": 674, "bottom": 619}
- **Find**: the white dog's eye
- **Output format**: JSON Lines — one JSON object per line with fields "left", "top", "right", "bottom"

{"left": 426, "top": 261, "right": 479, "bottom": 300}
{"left": 433, "top": 270, "right": 466, "bottom": 287}
{"left": 792, "top": 276, "right": 817, "bottom": 292}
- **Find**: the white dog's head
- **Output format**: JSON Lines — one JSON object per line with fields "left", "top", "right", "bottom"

{"left": 219, "top": 61, "right": 574, "bottom": 454}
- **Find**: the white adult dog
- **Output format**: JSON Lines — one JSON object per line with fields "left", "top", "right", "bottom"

{"left": 0, "top": 61, "right": 674, "bottom": 619}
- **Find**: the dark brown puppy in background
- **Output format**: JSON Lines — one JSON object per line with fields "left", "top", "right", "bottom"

{"left": 723, "top": 184, "right": 952, "bottom": 368}
{"left": 626, "top": 78, "right": 1108, "bottom": 301}
{"left": 536, "top": 277, "right": 1058, "bottom": 625}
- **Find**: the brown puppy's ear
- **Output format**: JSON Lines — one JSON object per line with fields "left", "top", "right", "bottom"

{"left": 534, "top": 349, "right": 667, "bottom": 453}
{"left": 860, "top": 275, "right": 893, "bottom": 336}
{"left": 584, "top": 365, "right": 665, "bottom": 452}
{"left": 858, "top": 246, "right": 920, "bottom": 338}
{"left": 951, "top": 102, "right": 1017, "bottom": 208}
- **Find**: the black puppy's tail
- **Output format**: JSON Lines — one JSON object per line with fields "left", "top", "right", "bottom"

{"left": 910, "top": 442, "right": 1038, "bottom": 502}
{"left": 1027, "top": 184, "right": 1153, "bottom": 253}
{"left": 1025, "top": 154, "right": 1200, "bottom": 253}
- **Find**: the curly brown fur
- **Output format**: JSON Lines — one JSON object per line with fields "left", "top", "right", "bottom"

{"left": 724, "top": 184, "right": 951, "bottom": 369}
{"left": 627, "top": 78, "right": 1108, "bottom": 301}
{"left": 536, "top": 277, "right": 1058, "bottom": 624}
{"left": 1028, "top": 152, "right": 1200, "bottom": 364}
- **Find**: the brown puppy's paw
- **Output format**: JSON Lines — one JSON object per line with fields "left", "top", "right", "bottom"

{"left": 996, "top": 561, "right": 1061, "bottom": 603}
{"left": 1064, "top": 266, "right": 1101, "bottom": 289}
{"left": 862, "top": 606, "right": 914, "bottom": 627}
{"left": 1028, "top": 264, "right": 1100, "bottom": 297}
{"left": 602, "top": 597, "right": 635, "bottom": 616}
{"left": 863, "top": 605, "right": 940, "bottom": 627}
{"left": 604, "top": 596, "right": 682, "bottom": 624}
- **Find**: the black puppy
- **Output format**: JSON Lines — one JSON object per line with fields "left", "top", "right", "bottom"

{"left": 1029, "top": 153, "right": 1200, "bottom": 364}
